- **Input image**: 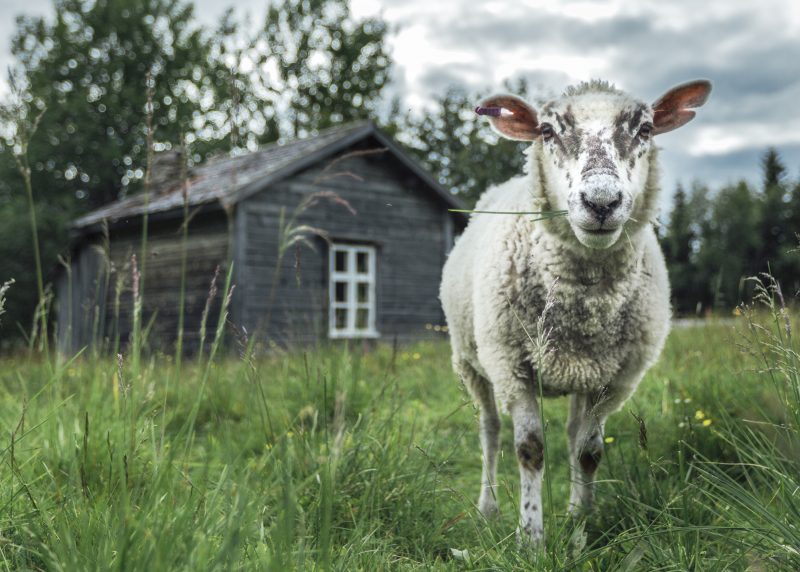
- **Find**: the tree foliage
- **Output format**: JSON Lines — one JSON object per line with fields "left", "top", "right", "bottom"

{"left": 262, "top": 0, "right": 391, "bottom": 139}
{"left": 661, "top": 148, "right": 800, "bottom": 315}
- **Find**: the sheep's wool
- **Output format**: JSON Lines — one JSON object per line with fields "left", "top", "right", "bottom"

{"left": 440, "top": 87, "right": 671, "bottom": 414}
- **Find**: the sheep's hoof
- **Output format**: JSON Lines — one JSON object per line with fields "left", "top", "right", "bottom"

{"left": 515, "top": 526, "right": 545, "bottom": 549}
{"left": 478, "top": 496, "right": 500, "bottom": 520}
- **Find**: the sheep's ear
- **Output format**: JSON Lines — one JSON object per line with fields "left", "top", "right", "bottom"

{"left": 476, "top": 94, "right": 540, "bottom": 141}
{"left": 652, "top": 80, "right": 712, "bottom": 135}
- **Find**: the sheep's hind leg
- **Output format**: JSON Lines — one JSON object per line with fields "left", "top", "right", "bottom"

{"left": 566, "top": 393, "right": 606, "bottom": 514}
{"left": 510, "top": 393, "right": 545, "bottom": 545}
{"left": 460, "top": 363, "right": 501, "bottom": 519}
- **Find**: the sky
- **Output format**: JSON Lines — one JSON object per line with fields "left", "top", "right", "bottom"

{"left": 2, "top": 0, "right": 800, "bottom": 209}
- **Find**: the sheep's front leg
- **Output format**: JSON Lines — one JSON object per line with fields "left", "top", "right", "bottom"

{"left": 566, "top": 394, "right": 606, "bottom": 514}
{"left": 457, "top": 361, "right": 501, "bottom": 518}
{"left": 510, "top": 394, "right": 545, "bottom": 545}
{"left": 477, "top": 390, "right": 501, "bottom": 518}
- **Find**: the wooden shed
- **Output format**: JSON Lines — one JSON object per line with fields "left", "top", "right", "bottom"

{"left": 56, "top": 122, "right": 467, "bottom": 354}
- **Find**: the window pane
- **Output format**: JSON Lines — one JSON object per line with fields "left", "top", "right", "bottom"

{"left": 335, "top": 281, "right": 347, "bottom": 302}
{"left": 357, "top": 282, "right": 369, "bottom": 303}
{"left": 335, "top": 308, "right": 348, "bottom": 329}
{"left": 355, "top": 308, "right": 369, "bottom": 330}
{"left": 335, "top": 250, "right": 347, "bottom": 272}
{"left": 356, "top": 251, "right": 369, "bottom": 273}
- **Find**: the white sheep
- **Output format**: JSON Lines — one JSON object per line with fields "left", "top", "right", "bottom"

{"left": 440, "top": 79, "right": 711, "bottom": 545}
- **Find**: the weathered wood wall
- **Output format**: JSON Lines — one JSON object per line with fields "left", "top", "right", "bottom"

{"left": 57, "top": 213, "right": 231, "bottom": 354}
{"left": 236, "top": 136, "right": 458, "bottom": 345}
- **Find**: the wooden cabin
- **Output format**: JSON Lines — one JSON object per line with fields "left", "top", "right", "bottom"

{"left": 56, "top": 122, "right": 467, "bottom": 354}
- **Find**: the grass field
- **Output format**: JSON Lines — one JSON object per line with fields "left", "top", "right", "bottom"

{"left": 0, "top": 301, "right": 799, "bottom": 570}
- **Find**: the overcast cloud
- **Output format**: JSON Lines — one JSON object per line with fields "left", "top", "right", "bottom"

{"left": 2, "top": 0, "right": 800, "bottom": 208}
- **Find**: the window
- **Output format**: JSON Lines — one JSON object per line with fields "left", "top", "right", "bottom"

{"left": 329, "top": 243, "right": 378, "bottom": 338}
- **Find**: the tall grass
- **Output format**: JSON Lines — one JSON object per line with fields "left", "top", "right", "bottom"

{"left": 174, "top": 133, "right": 191, "bottom": 373}
{"left": 0, "top": 74, "right": 48, "bottom": 356}
{"left": 1, "top": 308, "right": 797, "bottom": 570}
{"left": 131, "top": 75, "right": 156, "bottom": 375}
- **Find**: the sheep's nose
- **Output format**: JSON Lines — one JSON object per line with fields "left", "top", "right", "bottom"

{"left": 580, "top": 192, "right": 622, "bottom": 220}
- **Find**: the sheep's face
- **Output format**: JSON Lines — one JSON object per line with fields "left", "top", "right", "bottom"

{"left": 538, "top": 92, "right": 653, "bottom": 249}
{"left": 478, "top": 80, "right": 712, "bottom": 249}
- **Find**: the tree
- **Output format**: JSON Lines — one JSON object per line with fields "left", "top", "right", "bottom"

{"left": 758, "top": 147, "right": 789, "bottom": 272}
{"left": 662, "top": 184, "right": 696, "bottom": 313}
{"left": 261, "top": 0, "right": 391, "bottom": 139}
{"left": 8, "top": 0, "right": 231, "bottom": 209}
{"left": 695, "top": 181, "right": 761, "bottom": 310}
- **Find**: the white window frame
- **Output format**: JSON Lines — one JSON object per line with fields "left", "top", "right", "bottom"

{"left": 328, "top": 243, "right": 379, "bottom": 339}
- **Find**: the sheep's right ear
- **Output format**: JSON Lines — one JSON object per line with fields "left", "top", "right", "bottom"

{"left": 476, "top": 94, "right": 540, "bottom": 141}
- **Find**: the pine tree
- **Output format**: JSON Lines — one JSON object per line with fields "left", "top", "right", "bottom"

{"left": 663, "top": 184, "right": 696, "bottom": 313}
{"left": 759, "top": 147, "right": 788, "bottom": 271}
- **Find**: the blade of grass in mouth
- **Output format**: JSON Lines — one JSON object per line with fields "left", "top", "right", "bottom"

{"left": 448, "top": 209, "right": 568, "bottom": 216}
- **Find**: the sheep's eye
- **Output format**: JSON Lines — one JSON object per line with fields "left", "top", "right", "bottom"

{"left": 637, "top": 123, "right": 653, "bottom": 139}
{"left": 540, "top": 123, "right": 555, "bottom": 141}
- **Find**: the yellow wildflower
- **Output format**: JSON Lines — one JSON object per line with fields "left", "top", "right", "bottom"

{"left": 413, "top": 352, "right": 421, "bottom": 360}
{"left": 604, "top": 436, "right": 615, "bottom": 444}
{"left": 694, "top": 410, "right": 705, "bottom": 420}
{"left": 702, "top": 419, "right": 712, "bottom": 427}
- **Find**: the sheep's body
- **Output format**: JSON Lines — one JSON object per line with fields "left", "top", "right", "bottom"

{"left": 441, "top": 164, "right": 670, "bottom": 413}
{"left": 439, "top": 79, "right": 710, "bottom": 546}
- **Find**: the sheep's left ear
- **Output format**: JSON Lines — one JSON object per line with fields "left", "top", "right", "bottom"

{"left": 652, "top": 80, "right": 712, "bottom": 135}
{"left": 476, "top": 94, "right": 541, "bottom": 141}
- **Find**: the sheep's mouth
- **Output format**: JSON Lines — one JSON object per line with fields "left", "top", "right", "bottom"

{"left": 580, "top": 226, "right": 618, "bottom": 235}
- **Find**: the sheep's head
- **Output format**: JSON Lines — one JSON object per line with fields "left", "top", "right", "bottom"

{"left": 478, "top": 80, "right": 711, "bottom": 249}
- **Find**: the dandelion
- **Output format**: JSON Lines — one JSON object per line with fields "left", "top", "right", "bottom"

{"left": 695, "top": 410, "right": 706, "bottom": 420}
{"left": 604, "top": 436, "right": 615, "bottom": 444}
{"left": 702, "top": 419, "right": 713, "bottom": 427}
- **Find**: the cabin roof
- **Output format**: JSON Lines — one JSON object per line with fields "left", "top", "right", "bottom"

{"left": 74, "top": 121, "right": 465, "bottom": 231}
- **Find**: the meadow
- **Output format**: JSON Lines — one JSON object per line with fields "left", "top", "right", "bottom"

{"left": 0, "top": 285, "right": 798, "bottom": 571}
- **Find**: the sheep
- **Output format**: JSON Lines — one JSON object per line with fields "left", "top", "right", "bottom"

{"left": 440, "top": 79, "right": 711, "bottom": 545}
